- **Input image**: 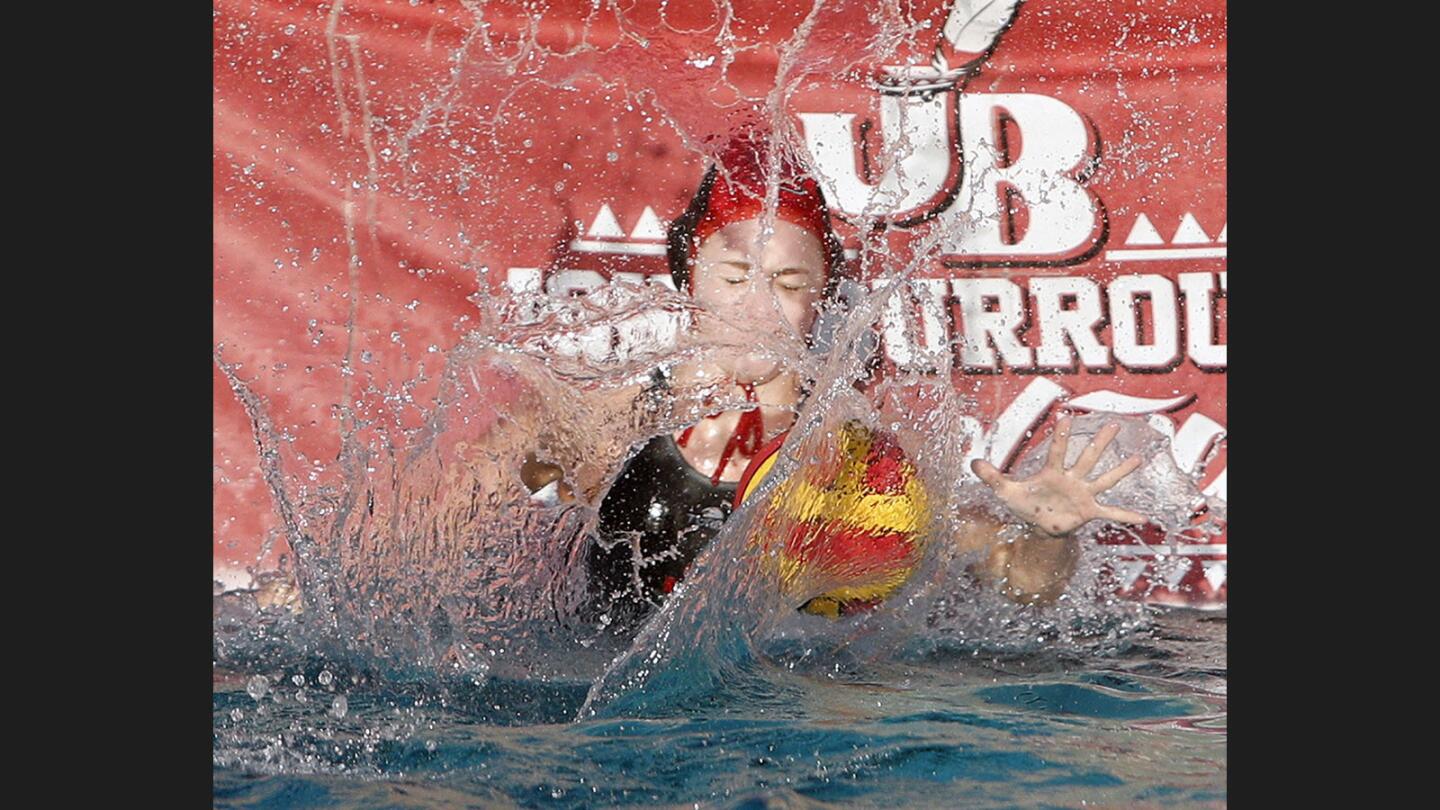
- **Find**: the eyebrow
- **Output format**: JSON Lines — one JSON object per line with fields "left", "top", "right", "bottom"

{"left": 707, "top": 257, "right": 814, "bottom": 277}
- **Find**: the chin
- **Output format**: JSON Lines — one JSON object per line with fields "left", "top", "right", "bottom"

{"left": 729, "top": 362, "right": 783, "bottom": 387}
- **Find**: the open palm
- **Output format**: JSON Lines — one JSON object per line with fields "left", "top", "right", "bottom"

{"left": 971, "top": 416, "right": 1148, "bottom": 536}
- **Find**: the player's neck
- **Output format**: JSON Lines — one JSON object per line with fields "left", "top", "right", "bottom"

{"left": 673, "top": 373, "right": 799, "bottom": 484}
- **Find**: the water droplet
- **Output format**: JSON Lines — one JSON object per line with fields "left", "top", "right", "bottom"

{"left": 283, "top": 24, "right": 296, "bottom": 35}
{"left": 329, "top": 695, "right": 348, "bottom": 718}
{"left": 246, "top": 676, "right": 269, "bottom": 701}
{"left": 606, "top": 152, "right": 619, "bottom": 163}
{"left": 230, "top": 708, "right": 244, "bottom": 722}
{"left": 317, "top": 670, "right": 334, "bottom": 686}
{"left": 292, "top": 674, "right": 305, "bottom": 686}
{"left": 424, "top": 739, "right": 438, "bottom": 752}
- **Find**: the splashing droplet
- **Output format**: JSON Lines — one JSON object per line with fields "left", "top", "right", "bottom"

{"left": 246, "top": 676, "right": 269, "bottom": 701}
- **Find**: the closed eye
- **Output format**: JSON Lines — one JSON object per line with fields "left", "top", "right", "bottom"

{"left": 719, "top": 260, "right": 750, "bottom": 284}
{"left": 775, "top": 268, "right": 817, "bottom": 291}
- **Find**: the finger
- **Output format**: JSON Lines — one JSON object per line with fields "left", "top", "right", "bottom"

{"left": 1071, "top": 422, "right": 1120, "bottom": 476}
{"left": 1045, "top": 415, "right": 1073, "bottom": 470}
{"left": 971, "top": 459, "right": 1009, "bottom": 490}
{"left": 1088, "top": 454, "right": 1142, "bottom": 493}
{"left": 1096, "top": 504, "right": 1147, "bottom": 525}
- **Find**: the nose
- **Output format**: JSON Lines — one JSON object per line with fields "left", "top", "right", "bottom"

{"left": 712, "top": 278, "right": 790, "bottom": 385}
{"left": 725, "top": 277, "right": 785, "bottom": 335}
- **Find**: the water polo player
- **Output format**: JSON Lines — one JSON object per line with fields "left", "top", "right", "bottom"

{"left": 570, "top": 132, "right": 842, "bottom": 629}
{"left": 518, "top": 130, "right": 1149, "bottom": 630}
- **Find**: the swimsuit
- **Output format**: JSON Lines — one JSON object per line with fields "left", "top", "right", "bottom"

{"left": 584, "top": 431, "right": 737, "bottom": 629}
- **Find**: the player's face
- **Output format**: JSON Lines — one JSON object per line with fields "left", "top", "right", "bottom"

{"left": 690, "top": 218, "right": 826, "bottom": 385}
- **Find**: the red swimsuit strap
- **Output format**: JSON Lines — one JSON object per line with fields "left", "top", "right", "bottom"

{"left": 676, "top": 382, "right": 764, "bottom": 487}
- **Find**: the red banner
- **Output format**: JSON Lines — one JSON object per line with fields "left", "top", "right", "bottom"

{"left": 215, "top": 0, "right": 1226, "bottom": 606}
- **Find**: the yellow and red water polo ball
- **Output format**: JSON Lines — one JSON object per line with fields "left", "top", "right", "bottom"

{"left": 735, "top": 421, "right": 931, "bottom": 618}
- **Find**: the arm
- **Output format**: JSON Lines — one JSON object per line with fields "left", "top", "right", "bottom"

{"left": 964, "top": 416, "right": 1147, "bottom": 605}
{"left": 517, "top": 363, "right": 757, "bottom": 503}
{"left": 952, "top": 511, "right": 1080, "bottom": 605}
{"left": 486, "top": 374, "right": 652, "bottom": 505}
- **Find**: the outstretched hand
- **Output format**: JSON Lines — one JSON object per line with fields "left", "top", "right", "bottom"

{"left": 971, "top": 416, "right": 1148, "bottom": 536}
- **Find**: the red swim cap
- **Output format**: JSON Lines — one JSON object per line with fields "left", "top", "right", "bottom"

{"left": 691, "top": 132, "right": 833, "bottom": 258}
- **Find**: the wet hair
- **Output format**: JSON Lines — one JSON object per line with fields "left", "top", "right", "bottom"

{"left": 666, "top": 163, "right": 849, "bottom": 300}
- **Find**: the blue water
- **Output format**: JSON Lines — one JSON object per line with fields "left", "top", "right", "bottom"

{"left": 213, "top": 608, "right": 1225, "bottom": 807}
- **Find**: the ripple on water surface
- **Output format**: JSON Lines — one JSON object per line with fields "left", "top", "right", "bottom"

{"left": 214, "top": 610, "right": 1226, "bottom": 808}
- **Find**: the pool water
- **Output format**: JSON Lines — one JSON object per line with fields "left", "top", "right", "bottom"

{"left": 213, "top": 607, "right": 1225, "bottom": 808}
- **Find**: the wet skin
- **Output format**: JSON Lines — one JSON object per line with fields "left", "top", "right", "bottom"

{"left": 671, "top": 218, "right": 826, "bottom": 482}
